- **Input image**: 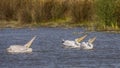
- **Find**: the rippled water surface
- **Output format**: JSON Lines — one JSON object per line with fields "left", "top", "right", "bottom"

{"left": 0, "top": 28, "right": 120, "bottom": 68}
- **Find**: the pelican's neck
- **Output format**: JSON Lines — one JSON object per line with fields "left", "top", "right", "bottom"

{"left": 75, "top": 40, "right": 81, "bottom": 46}
{"left": 75, "top": 39, "right": 78, "bottom": 43}
{"left": 88, "top": 43, "right": 93, "bottom": 49}
{"left": 82, "top": 42, "right": 93, "bottom": 49}
{"left": 24, "top": 36, "right": 36, "bottom": 48}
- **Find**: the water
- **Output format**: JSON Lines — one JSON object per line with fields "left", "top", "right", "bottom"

{"left": 0, "top": 28, "right": 120, "bottom": 68}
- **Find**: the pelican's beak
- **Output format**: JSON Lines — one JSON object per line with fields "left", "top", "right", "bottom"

{"left": 76, "top": 35, "right": 87, "bottom": 43}
{"left": 88, "top": 37, "right": 96, "bottom": 43}
{"left": 24, "top": 36, "right": 37, "bottom": 48}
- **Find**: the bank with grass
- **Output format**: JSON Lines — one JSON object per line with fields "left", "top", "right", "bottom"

{"left": 0, "top": 0, "right": 120, "bottom": 31}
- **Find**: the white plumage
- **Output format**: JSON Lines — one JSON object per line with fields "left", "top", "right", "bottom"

{"left": 62, "top": 39, "right": 81, "bottom": 48}
{"left": 62, "top": 35, "right": 96, "bottom": 50}
{"left": 81, "top": 37, "right": 96, "bottom": 50}
{"left": 62, "top": 35, "right": 87, "bottom": 48}
{"left": 7, "top": 36, "right": 36, "bottom": 53}
{"left": 81, "top": 42, "right": 93, "bottom": 49}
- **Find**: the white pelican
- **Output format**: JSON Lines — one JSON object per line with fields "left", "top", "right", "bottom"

{"left": 62, "top": 35, "right": 87, "bottom": 48}
{"left": 7, "top": 36, "right": 36, "bottom": 53}
{"left": 81, "top": 37, "right": 96, "bottom": 50}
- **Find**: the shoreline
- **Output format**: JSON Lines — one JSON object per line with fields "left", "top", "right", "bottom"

{"left": 0, "top": 20, "right": 120, "bottom": 33}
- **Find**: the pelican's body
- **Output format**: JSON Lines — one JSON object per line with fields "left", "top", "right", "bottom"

{"left": 81, "top": 37, "right": 96, "bottom": 50}
{"left": 81, "top": 42, "right": 93, "bottom": 49}
{"left": 62, "top": 40, "right": 81, "bottom": 48}
{"left": 7, "top": 45, "right": 32, "bottom": 53}
{"left": 7, "top": 36, "right": 36, "bottom": 53}
{"left": 62, "top": 36, "right": 96, "bottom": 50}
{"left": 62, "top": 35, "right": 87, "bottom": 48}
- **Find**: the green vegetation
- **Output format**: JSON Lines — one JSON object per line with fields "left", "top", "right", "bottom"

{"left": 0, "top": 0, "right": 120, "bottom": 31}
{"left": 95, "top": 0, "right": 119, "bottom": 31}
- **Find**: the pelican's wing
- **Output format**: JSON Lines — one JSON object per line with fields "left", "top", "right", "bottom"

{"left": 24, "top": 36, "right": 36, "bottom": 48}
{"left": 88, "top": 37, "right": 96, "bottom": 43}
{"left": 75, "top": 35, "right": 87, "bottom": 43}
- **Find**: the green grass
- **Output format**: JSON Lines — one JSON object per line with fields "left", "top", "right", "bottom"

{"left": 0, "top": 20, "right": 120, "bottom": 33}
{"left": 0, "top": 0, "right": 120, "bottom": 32}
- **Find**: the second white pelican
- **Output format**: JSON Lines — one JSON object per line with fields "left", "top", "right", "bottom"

{"left": 7, "top": 36, "right": 36, "bottom": 53}
{"left": 81, "top": 37, "right": 96, "bottom": 50}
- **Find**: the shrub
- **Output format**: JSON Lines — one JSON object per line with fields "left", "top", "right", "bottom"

{"left": 51, "top": 0, "right": 68, "bottom": 20}
{"left": 95, "top": 0, "right": 116, "bottom": 26}
{"left": 115, "top": 0, "right": 120, "bottom": 27}
{"left": 70, "top": 0, "right": 94, "bottom": 22}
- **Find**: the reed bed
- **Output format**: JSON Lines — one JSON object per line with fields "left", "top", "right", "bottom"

{"left": 0, "top": 0, "right": 120, "bottom": 30}
{"left": 0, "top": 0, "right": 94, "bottom": 23}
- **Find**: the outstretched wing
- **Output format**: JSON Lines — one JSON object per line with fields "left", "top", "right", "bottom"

{"left": 88, "top": 37, "right": 96, "bottom": 43}
{"left": 75, "top": 35, "right": 87, "bottom": 43}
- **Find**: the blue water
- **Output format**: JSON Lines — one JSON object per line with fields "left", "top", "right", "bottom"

{"left": 0, "top": 28, "right": 120, "bottom": 68}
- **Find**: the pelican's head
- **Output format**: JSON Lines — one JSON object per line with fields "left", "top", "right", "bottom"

{"left": 75, "top": 39, "right": 78, "bottom": 43}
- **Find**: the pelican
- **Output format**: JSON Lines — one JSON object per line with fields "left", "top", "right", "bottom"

{"left": 7, "top": 36, "right": 36, "bottom": 53}
{"left": 81, "top": 37, "right": 96, "bottom": 50}
{"left": 62, "top": 35, "right": 87, "bottom": 48}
